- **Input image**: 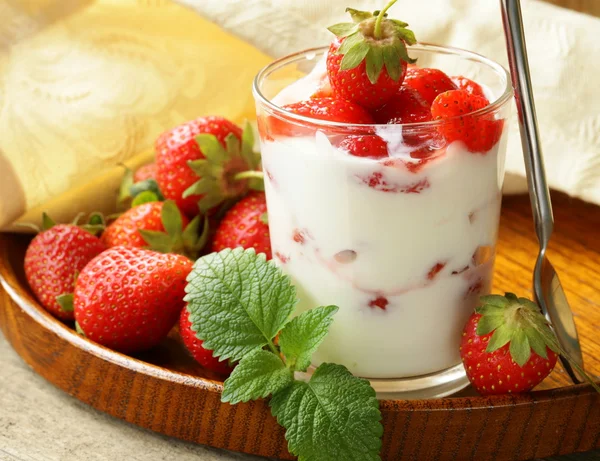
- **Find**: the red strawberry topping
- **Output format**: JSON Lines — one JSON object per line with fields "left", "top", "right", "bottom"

{"left": 403, "top": 67, "right": 457, "bottom": 105}
{"left": 338, "top": 135, "right": 389, "bottom": 159}
{"left": 451, "top": 76, "right": 488, "bottom": 101}
{"left": 368, "top": 296, "right": 389, "bottom": 311}
{"left": 373, "top": 87, "right": 432, "bottom": 124}
{"left": 431, "top": 89, "right": 503, "bottom": 153}
{"left": 282, "top": 98, "right": 375, "bottom": 125}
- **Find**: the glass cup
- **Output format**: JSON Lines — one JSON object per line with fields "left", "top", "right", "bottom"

{"left": 253, "top": 44, "right": 512, "bottom": 399}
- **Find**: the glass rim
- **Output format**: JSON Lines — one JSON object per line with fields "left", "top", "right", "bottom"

{"left": 252, "top": 43, "right": 513, "bottom": 129}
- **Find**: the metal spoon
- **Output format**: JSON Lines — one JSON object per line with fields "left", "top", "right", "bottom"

{"left": 500, "top": 0, "right": 584, "bottom": 384}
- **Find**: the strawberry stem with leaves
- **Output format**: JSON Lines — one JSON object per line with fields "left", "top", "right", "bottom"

{"left": 233, "top": 170, "right": 264, "bottom": 182}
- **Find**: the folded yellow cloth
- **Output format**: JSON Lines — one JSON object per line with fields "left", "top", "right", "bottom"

{"left": 0, "top": 0, "right": 272, "bottom": 231}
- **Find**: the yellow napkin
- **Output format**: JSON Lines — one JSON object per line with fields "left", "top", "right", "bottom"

{"left": 0, "top": 0, "right": 272, "bottom": 231}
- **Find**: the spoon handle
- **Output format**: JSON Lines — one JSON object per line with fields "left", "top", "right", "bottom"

{"left": 500, "top": 0, "right": 554, "bottom": 248}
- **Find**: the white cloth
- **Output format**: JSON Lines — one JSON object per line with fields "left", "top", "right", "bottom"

{"left": 178, "top": 0, "right": 600, "bottom": 204}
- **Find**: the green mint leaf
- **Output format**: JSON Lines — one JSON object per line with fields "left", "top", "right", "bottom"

{"left": 184, "top": 248, "right": 297, "bottom": 362}
{"left": 279, "top": 306, "right": 338, "bottom": 372}
{"left": 222, "top": 349, "right": 293, "bottom": 404}
{"left": 270, "top": 363, "right": 382, "bottom": 461}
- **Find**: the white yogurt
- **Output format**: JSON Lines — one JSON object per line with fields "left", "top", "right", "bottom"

{"left": 261, "top": 66, "right": 508, "bottom": 379}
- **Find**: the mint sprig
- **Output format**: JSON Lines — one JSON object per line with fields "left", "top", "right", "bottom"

{"left": 185, "top": 248, "right": 382, "bottom": 461}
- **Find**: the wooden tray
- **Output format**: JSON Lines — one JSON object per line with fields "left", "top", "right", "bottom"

{"left": 1, "top": 192, "right": 599, "bottom": 461}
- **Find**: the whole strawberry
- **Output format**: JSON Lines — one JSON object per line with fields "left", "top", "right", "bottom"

{"left": 180, "top": 306, "right": 233, "bottom": 376}
{"left": 24, "top": 217, "right": 105, "bottom": 321}
{"left": 101, "top": 200, "right": 206, "bottom": 258}
{"left": 403, "top": 67, "right": 458, "bottom": 105}
{"left": 133, "top": 162, "right": 156, "bottom": 183}
{"left": 211, "top": 192, "right": 272, "bottom": 259}
{"left": 460, "top": 293, "right": 559, "bottom": 395}
{"left": 431, "top": 89, "right": 503, "bottom": 153}
{"left": 155, "top": 117, "right": 261, "bottom": 216}
{"left": 74, "top": 246, "right": 192, "bottom": 353}
{"left": 326, "top": 4, "right": 417, "bottom": 109}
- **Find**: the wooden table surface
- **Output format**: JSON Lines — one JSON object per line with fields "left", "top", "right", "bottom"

{"left": 1, "top": 1, "right": 599, "bottom": 461}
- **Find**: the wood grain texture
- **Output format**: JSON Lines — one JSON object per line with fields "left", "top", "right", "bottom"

{"left": 542, "top": 0, "right": 600, "bottom": 17}
{"left": 0, "top": 192, "right": 599, "bottom": 461}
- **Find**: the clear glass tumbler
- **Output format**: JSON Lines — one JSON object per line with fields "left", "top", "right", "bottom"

{"left": 253, "top": 44, "right": 512, "bottom": 398}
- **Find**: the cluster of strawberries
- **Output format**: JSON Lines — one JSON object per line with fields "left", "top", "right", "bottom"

{"left": 261, "top": 7, "right": 503, "bottom": 158}
{"left": 24, "top": 116, "right": 272, "bottom": 376}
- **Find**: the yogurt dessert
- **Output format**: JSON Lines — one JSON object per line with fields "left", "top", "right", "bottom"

{"left": 253, "top": 7, "right": 511, "bottom": 381}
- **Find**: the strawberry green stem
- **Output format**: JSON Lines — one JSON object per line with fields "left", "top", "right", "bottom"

{"left": 233, "top": 170, "right": 264, "bottom": 182}
{"left": 374, "top": 0, "right": 398, "bottom": 39}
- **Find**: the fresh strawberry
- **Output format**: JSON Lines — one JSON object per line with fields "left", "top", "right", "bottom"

{"left": 100, "top": 200, "right": 207, "bottom": 258}
{"left": 179, "top": 306, "right": 233, "bottom": 376}
{"left": 451, "top": 76, "right": 488, "bottom": 101}
{"left": 431, "top": 89, "right": 503, "bottom": 153}
{"left": 211, "top": 192, "right": 272, "bottom": 259}
{"left": 133, "top": 162, "right": 156, "bottom": 183}
{"left": 155, "top": 117, "right": 262, "bottom": 216}
{"left": 74, "top": 246, "right": 192, "bottom": 353}
{"left": 373, "top": 87, "right": 431, "bottom": 124}
{"left": 282, "top": 98, "right": 375, "bottom": 125}
{"left": 24, "top": 218, "right": 105, "bottom": 321}
{"left": 338, "top": 135, "right": 389, "bottom": 158}
{"left": 460, "top": 293, "right": 559, "bottom": 395}
{"left": 325, "top": 6, "right": 416, "bottom": 109}
{"left": 403, "top": 67, "right": 457, "bottom": 105}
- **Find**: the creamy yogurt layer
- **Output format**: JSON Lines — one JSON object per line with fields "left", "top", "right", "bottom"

{"left": 259, "top": 56, "right": 508, "bottom": 379}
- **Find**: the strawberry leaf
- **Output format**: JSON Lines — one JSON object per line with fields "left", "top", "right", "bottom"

{"left": 42, "top": 212, "right": 56, "bottom": 231}
{"left": 479, "top": 294, "right": 510, "bottom": 308}
{"left": 131, "top": 190, "right": 158, "bottom": 207}
{"left": 509, "top": 329, "right": 531, "bottom": 367}
{"left": 381, "top": 45, "right": 401, "bottom": 81}
{"left": 525, "top": 326, "right": 548, "bottom": 359}
{"left": 269, "top": 363, "right": 382, "bottom": 461}
{"left": 338, "top": 32, "right": 362, "bottom": 55}
{"left": 365, "top": 47, "right": 385, "bottom": 85}
{"left": 327, "top": 22, "right": 359, "bottom": 37}
{"left": 161, "top": 200, "right": 183, "bottom": 237}
{"left": 195, "top": 134, "right": 227, "bottom": 163}
{"left": 184, "top": 248, "right": 297, "bottom": 362}
{"left": 345, "top": 8, "right": 372, "bottom": 23}
{"left": 138, "top": 230, "right": 173, "bottom": 253}
{"left": 340, "top": 41, "right": 371, "bottom": 71}
{"left": 222, "top": 349, "right": 293, "bottom": 404}
{"left": 279, "top": 306, "right": 338, "bottom": 372}
{"left": 56, "top": 293, "right": 74, "bottom": 313}
{"left": 476, "top": 313, "right": 504, "bottom": 336}
{"left": 486, "top": 324, "right": 513, "bottom": 353}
